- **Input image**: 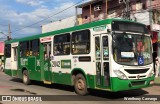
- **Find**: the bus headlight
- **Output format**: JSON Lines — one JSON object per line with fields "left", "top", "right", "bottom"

{"left": 114, "top": 70, "right": 127, "bottom": 79}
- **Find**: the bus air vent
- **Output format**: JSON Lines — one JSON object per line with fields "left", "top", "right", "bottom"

{"left": 124, "top": 69, "right": 149, "bottom": 74}
{"left": 131, "top": 81, "right": 145, "bottom": 86}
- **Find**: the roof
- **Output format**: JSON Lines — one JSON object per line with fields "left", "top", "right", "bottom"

{"left": 76, "top": 0, "right": 103, "bottom": 8}
{"left": 5, "top": 18, "right": 139, "bottom": 44}
{"left": 76, "top": 0, "right": 113, "bottom": 8}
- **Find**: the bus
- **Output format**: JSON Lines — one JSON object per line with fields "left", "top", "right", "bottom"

{"left": 4, "top": 18, "right": 154, "bottom": 95}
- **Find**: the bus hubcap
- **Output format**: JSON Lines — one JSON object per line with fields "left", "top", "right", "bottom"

{"left": 77, "top": 79, "right": 85, "bottom": 90}
{"left": 23, "top": 74, "right": 27, "bottom": 82}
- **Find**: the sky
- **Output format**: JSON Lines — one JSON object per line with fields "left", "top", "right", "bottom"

{"left": 0, "top": 0, "right": 89, "bottom": 40}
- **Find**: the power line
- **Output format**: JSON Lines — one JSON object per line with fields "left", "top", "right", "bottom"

{"left": 0, "top": 24, "right": 8, "bottom": 26}
{"left": 12, "top": 0, "right": 84, "bottom": 34}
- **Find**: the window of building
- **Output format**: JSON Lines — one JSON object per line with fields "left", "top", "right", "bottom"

{"left": 85, "top": 15, "right": 88, "bottom": 19}
{"left": 5, "top": 44, "right": 11, "bottom": 58}
{"left": 20, "top": 41, "right": 29, "bottom": 57}
{"left": 54, "top": 33, "right": 70, "bottom": 55}
{"left": 30, "top": 39, "right": 39, "bottom": 56}
{"left": 72, "top": 30, "right": 90, "bottom": 54}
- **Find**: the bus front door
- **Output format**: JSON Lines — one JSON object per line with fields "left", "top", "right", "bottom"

{"left": 42, "top": 42, "right": 51, "bottom": 82}
{"left": 94, "top": 34, "right": 110, "bottom": 89}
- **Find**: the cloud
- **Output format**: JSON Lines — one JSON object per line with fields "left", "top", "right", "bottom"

{"left": 16, "top": 0, "right": 44, "bottom": 6}
{"left": 0, "top": 0, "right": 87, "bottom": 39}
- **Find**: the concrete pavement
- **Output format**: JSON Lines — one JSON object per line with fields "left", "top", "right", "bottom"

{"left": 0, "top": 71, "right": 160, "bottom": 104}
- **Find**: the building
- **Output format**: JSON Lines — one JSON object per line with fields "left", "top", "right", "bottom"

{"left": 42, "top": 0, "right": 160, "bottom": 56}
{"left": 76, "top": 0, "right": 160, "bottom": 57}
{"left": 42, "top": 15, "right": 82, "bottom": 33}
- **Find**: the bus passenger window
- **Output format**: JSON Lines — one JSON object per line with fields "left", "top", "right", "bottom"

{"left": 20, "top": 41, "right": 29, "bottom": 57}
{"left": 103, "top": 36, "right": 109, "bottom": 60}
{"left": 30, "top": 39, "right": 39, "bottom": 56}
{"left": 54, "top": 33, "right": 70, "bottom": 55}
{"left": 95, "top": 37, "right": 100, "bottom": 60}
{"left": 5, "top": 44, "right": 11, "bottom": 58}
{"left": 72, "top": 30, "right": 90, "bottom": 54}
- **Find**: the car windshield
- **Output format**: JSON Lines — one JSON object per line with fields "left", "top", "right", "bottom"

{"left": 112, "top": 33, "right": 152, "bottom": 66}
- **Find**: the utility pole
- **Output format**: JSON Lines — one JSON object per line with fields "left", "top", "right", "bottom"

{"left": 120, "top": 0, "right": 130, "bottom": 20}
{"left": 8, "top": 24, "right": 11, "bottom": 40}
{"left": 126, "top": 0, "right": 130, "bottom": 20}
{"left": 106, "top": 0, "right": 108, "bottom": 18}
{"left": 149, "top": 0, "right": 152, "bottom": 31}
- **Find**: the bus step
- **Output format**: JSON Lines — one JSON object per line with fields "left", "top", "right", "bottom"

{"left": 43, "top": 80, "right": 52, "bottom": 84}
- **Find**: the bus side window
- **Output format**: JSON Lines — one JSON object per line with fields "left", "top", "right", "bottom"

{"left": 30, "top": 39, "right": 39, "bottom": 56}
{"left": 72, "top": 30, "right": 90, "bottom": 54}
{"left": 54, "top": 33, "right": 70, "bottom": 55}
{"left": 95, "top": 37, "right": 100, "bottom": 60}
{"left": 5, "top": 44, "right": 11, "bottom": 58}
{"left": 20, "top": 41, "right": 29, "bottom": 57}
{"left": 103, "top": 36, "right": 109, "bottom": 60}
{"left": 44, "top": 44, "right": 48, "bottom": 60}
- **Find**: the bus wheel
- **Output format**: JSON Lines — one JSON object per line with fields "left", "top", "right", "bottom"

{"left": 74, "top": 74, "right": 88, "bottom": 96}
{"left": 22, "top": 70, "right": 30, "bottom": 85}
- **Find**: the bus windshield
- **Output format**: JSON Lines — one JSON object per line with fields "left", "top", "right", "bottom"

{"left": 112, "top": 33, "right": 152, "bottom": 66}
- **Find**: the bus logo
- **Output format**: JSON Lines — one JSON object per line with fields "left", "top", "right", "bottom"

{"left": 93, "top": 25, "right": 106, "bottom": 32}
{"left": 137, "top": 75, "right": 140, "bottom": 79}
{"left": 61, "top": 60, "right": 71, "bottom": 68}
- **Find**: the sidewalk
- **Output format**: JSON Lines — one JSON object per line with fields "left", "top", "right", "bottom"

{"left": 154, "top": 77, "right": 160, "bottom": 85}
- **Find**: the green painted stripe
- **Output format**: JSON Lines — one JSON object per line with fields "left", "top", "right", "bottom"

{"left": 5, "top": 18, "right": 140, "bottom": 44}
{"left": 4, "top": 69, "right": 18, "bottom": 77}
{"left": 52, "top": 72, "right": 72, "bottom": 85}
{"left": 4, "top": 69, "right": 12, "bottom": 76}
{"left": 110, "top": 77, "right": 154, "bottom": 92}
{"left": 86, "top": 75, "right": 95, "bottom": 88}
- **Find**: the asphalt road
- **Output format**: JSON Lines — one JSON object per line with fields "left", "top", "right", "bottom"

{"left": 0, "top": 71, "right": 159, "bottom": 104}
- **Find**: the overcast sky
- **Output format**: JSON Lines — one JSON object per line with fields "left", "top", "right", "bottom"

{"left": 0, "top": 0, "right": 89, "bottom": 40}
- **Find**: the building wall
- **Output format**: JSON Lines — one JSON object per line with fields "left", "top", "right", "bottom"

{"left": 81, "top": 0, "right": 122, "bottom": 24}
{"left": 42, "top": 16, "right": 76, "bottom": 33}
{"left": 80, "top": 0, "right": 160, "bottom": 25}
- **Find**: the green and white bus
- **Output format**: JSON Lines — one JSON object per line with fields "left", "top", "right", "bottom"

{"left": 4, "top": 18, "right": 154, "bottom": 95}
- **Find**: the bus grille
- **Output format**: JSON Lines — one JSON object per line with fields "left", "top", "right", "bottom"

{"left": 131, "top": 81, "right": 145, "bottom": 86}
{"left": 124, "top": 69, "right": 149, "bottom": 74}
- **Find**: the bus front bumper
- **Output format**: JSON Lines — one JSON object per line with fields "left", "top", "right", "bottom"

{"left": 110, "top": 76, "right": 155, "bottom": 92}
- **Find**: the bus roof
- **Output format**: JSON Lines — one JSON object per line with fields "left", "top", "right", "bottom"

{"left": 5, "top": 18, "right": 143, "bottom": 44}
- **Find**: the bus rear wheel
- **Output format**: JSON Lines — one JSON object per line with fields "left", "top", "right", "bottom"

{"left": 22, "top": 70, "right": 30, "bottom": 85}
{"left": 74, "top": 74, "right": 88, "bottom": 96}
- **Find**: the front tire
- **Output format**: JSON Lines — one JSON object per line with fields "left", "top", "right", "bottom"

{"left": 22, "top": 70, "right": 30, "bottom": 85}
{"left": 74, "top": 74, "right": 88, "bottom": 96}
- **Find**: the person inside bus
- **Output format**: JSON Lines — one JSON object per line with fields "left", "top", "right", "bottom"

{"left": 113, "top": 35, "right": 133, "bottom": 61}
